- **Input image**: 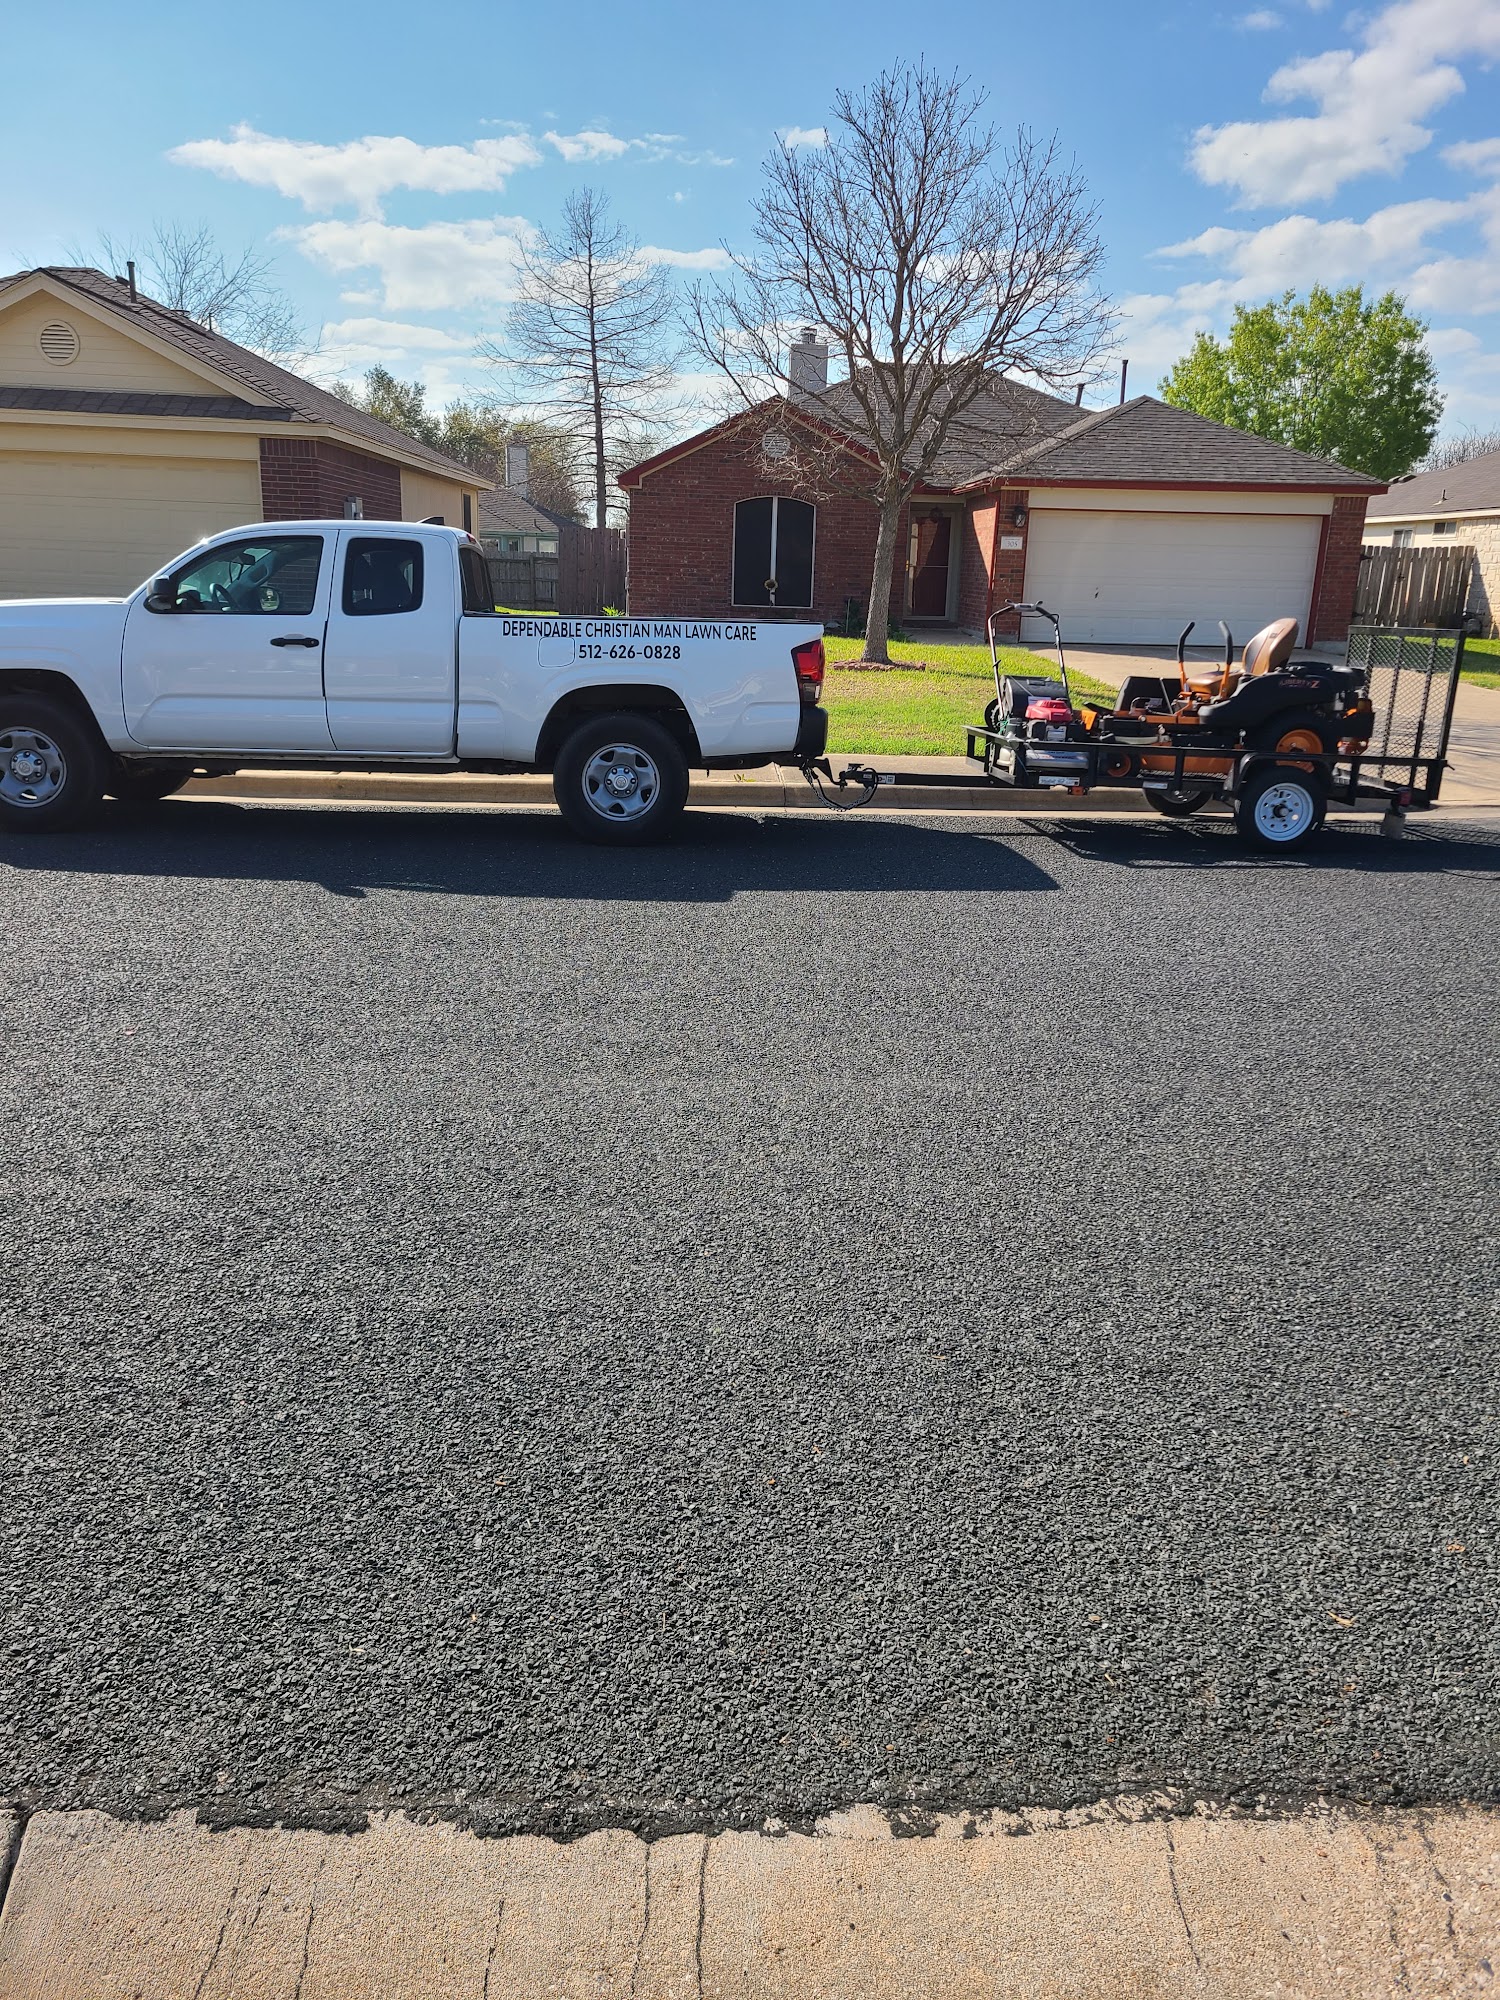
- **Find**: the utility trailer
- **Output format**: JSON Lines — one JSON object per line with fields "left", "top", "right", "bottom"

{"left": 808, "top": 608, "right": 1466, "bottom": 853}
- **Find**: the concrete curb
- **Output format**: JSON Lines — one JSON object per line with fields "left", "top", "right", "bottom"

{"left": 0, "top": 1801, "right": 1494, "bottom": 1998}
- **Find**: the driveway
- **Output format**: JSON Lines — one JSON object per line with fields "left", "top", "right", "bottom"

{"left": 1, "top": 804, "right": 1496, "bottom": 1836}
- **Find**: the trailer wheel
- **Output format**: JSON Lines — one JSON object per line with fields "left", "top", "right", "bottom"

{"left": 1235, "top": 763, "right": 1327, "bottom": 851}
{"left": 1145, "top": 786, "right": 1212, "bottom": 818}
{"left": 553, "top": 711, "right": 689, "bottom": 844}
{"left": 0, "top": 694, "right": 104, "bottom": 834}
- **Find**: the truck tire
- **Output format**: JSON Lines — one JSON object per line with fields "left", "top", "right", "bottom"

{"left": 107, "top": 763, "right": 193, "bottom": 806}
{"left": 0, "top": 693, "right": 105, "bottom": 834}
{"left": 1234, "top": 763, "right": 1327, "bottom": 851}
{"left": 552, "top": 712, "right": 689, "bottom": 844}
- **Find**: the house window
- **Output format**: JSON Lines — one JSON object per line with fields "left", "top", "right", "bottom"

{"left": 1431, "top": 519, "right": 1457, "bottom": 535}
{"left": 462, "top": 494, "right": 473, "bottom": 532}
{"left": 732, "top": 496, "right": 815, "bottom": 608}
{"left": 1391, "top": 528, "right": 1413, "bottom": 548}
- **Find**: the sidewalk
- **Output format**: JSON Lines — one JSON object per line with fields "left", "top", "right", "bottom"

{"left": 0, "top": 1800, "right": 1494, "bottom": 1998}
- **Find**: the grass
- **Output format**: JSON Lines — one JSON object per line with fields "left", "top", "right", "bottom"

{"left": 1461, "top": 636, "right": 1500, "bottom": 690}
{"left": 822, "top": 634, "right": 1120, "bottom": 756}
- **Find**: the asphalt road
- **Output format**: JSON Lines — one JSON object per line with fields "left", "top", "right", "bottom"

{"left": 2, "top": 803, "right": 1497, "bottom": 1836}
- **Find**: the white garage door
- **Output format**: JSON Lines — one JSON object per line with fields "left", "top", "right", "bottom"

{"left": 0, "top": 449, "right": 262, "bottom": 599}
{"left": 1021, "top": 509, "right": 1323, "bottom": 647}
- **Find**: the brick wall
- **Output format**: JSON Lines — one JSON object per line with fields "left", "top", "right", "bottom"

{"left": 989, "top": 490, "right": 1031, "bottom": 638}
{"left": 259, "top": 437, "right": 403, "bottom": 522}
{"left": 1309, "top": 494, "right": 1368, "bottom": 644}
{"left": 958, "top": 500, "right": 997, "bottom": 631}
{"left": 624, "top": 425, "right": 909, "bottom": 627}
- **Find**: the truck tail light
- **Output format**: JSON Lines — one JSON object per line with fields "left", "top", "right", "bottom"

{"left": 791, "top": 638, "right": 825, "bottom": 704}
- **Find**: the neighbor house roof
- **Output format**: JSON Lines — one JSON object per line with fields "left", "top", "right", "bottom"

{"left": 966, "top": 395, "right": 1385, "bottom": 492}
{"left": 0, "top": 267, "right": 490, "bottom": 486}
{"left": 477, "top": 487, "right": 573, "bottom": 538}
{"left": 1367, "top": 449, "right": 1500, "bottom": 518}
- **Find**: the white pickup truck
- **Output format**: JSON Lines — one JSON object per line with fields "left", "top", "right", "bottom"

{"left": 0, "top": 519, "right": 828, "bottom": 842}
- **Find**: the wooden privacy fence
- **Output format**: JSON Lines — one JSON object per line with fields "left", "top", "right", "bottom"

{"left": 559, "top": 522, "right": 626, "bottom": 615}
{"left": 1355, "top": 543, "right": 1474, "bottom": 628}
{"left": 484, "top": 525, "right": 627, "bottom": 616}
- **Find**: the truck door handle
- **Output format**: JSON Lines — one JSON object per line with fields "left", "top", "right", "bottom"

{"left": 270, "top": 634, "right": 320, "bottom": 648}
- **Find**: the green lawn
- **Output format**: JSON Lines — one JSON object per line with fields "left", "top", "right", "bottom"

{"left": 822, "top": 635, "right": 1120, "bottom": 755}
{"left": 1461, "top": 637, "right": 1500, "bottom": 690}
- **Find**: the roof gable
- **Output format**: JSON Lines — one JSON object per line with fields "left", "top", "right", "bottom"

{"left": 0, "top": 274, "right": 253, "bottom": 401}
{"left": 0, "top": 268, "right": 491, "bottom": 486}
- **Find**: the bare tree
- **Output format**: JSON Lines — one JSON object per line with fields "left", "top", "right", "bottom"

{"left": 486, "top": 189, "right": 679, "bottom": 527}
{"left": 93, "top": 222, "right": 305, "bottom": 360}
{"left": 1423, "top": 428, "right": 1500, "bottom": 472}
{"left": 687, "top": 64, "right": 1111, "bottom": 662}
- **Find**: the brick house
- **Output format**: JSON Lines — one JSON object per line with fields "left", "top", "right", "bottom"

{"left": 1364, "top": 449, "right": 1500, "bottom": 637}
{"left": 0, "top": 266, "right": 489, "bottom": 597}
{"left": 619, "top": 337, "right": 1384, "bottom": 648}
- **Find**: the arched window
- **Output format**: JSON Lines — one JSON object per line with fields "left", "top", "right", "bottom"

{"left": 732, "top": 496, "right": 815, "bottom": 608}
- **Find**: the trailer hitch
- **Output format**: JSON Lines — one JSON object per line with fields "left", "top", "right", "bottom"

{"left": 798, "top": 756, "right": 894, "bottom": 809}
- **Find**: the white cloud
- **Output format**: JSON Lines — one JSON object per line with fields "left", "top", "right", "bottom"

{"left": 170, "top": 124, "right": 542, "bottom": 218}
{"left": 780, "top": 126, "right": 829, "bottom": 148}
{"left": 286, "top": 217, "right": 532, "bottom": 311}
{"left": 1445, "top": 137, "right": 1500, "bottom": 176}
{"left": 638, "top": 244, "right": 732, "bottom": 270}
{"left": 319, "top": 317, "right": 474, "bottom": 352}
{"left": 1238, "top": 10, "right": 1284, "bottom": 28}
{"left": 1190, "top": 0, "right": 1500, "bottom": 206}
{"left": 544, "top": 128, "right": 633, "bottom": 162}
{"left": 1159, "top": 194, "right": 1482, "bottom": 290}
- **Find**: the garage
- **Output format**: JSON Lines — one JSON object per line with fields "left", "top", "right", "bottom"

{"left": 1020, "top": 506, "right": 1325, "bottom": 646}
{"left": 0, "top": 443, "right": 262, "bottom": 599}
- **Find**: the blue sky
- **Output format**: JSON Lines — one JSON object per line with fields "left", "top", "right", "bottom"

{"left": 3, "top": 0, "right": 1497, "bottom": 434}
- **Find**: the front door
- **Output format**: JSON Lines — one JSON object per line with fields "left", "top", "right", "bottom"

{"left": 909, "top": 511, "right": 952, "bottom": 619}
{"left": 121, "top": 532, "right": 334, "bottom": 751}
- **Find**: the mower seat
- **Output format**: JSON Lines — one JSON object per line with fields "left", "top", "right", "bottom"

{"left": 1241, "top": 618, "right": 1299, "bottom": 677}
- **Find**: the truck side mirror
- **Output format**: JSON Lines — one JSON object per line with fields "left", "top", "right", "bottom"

{"left": 145, "top": 577, "right": 178, "bottom": 612}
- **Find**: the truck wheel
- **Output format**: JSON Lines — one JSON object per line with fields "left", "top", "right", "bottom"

{"left": 0, "top": 695, "right": 104, "bottom": 834}
{"left": 1145, "top": 786, "right": 1212, "bottom": 817}
{"left": 1235, "top": 763, "right": 1327, "bottom": 851}
{"left": 107, "top": 763, "right": 192, "bottom": 806}
{"left": 553, "top": 713, "right": 689, "bottom": 844}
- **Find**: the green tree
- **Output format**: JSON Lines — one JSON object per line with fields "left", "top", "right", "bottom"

{"left": 330, "top": 365, "right": 440, "bottom": 445}
{"left": 1160, "top": 287, "right": 1442, "bottom": 481}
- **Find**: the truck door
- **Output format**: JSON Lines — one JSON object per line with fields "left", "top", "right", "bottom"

{"left": 323, "top": 533, "right": 456, "bottom": 754}
{"left": 121, "top": 532, "right": 334, "bottom": 751}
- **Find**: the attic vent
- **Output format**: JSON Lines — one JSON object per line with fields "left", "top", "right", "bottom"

{"left": 38, "top": 320, "right": 81, "bottom": 366}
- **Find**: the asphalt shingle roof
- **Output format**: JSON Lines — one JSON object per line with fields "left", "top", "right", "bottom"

{"left": 977, "top": 395, "right": 1384, "bottom": 491}
{"left": 813, "top": 371, "right": 1088, "bottom": 485}
{"left": 0, "top": 267, "right": 488, "bottom": 484}
{"left": 477, "top": 488, "right": 573, "bottom": 537}
{"left": 1367, "top": 449, "right": 1500, "bottom": 517}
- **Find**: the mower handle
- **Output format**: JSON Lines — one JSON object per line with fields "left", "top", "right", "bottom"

{"left": 1176, "top": 620, "right": 1195, "bottom": 667}
{"left": 1219, "top": 619, "right": 1235, "bottom": 666}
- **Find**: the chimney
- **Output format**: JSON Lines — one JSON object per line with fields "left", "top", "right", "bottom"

{"left": 504, "top": 442, "right": 530, "bottom": 497}
{"left": 788, "top": 326, "right": 829, "bottom": 405}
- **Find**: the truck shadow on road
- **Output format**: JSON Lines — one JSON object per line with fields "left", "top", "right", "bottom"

{"left": 2, "top": 802, "right": 1067, "bottom": 902}
{"left": 5, "top": 806, "right": 1495, "bottom": 900}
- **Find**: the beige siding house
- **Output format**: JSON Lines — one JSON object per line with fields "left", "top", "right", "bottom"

{"left": 1365, "top": 450, "right": 1500, "bottom": 636}
{"left": 0, "top": 267, "right": 489, "bottom": 598}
